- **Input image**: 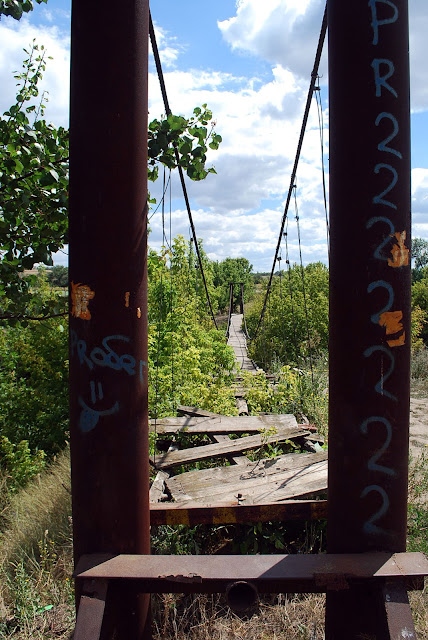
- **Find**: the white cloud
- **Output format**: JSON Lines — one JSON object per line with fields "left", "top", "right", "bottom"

{"left": 412, "top": 168, "right": 428, "bottom": 238}
{"left": 218, "top": 0, "right": 327, "bottom": 81}
{"left": 150, "top": 22, "right": 184, "bottom": 69}
{"left": 220, "top": 0, "right": 428, "bottom": 112}
{"left": 0, "top": 17, "right": 70, "bottom": 126}
{"left": 409, "top": 0, "right": 428, "bottom": 111}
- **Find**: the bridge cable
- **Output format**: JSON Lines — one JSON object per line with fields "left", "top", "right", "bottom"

{"left": 168, "top": 171, "right": 176, "bottom": 410}
{"left": 294, "top": 186, "right": 316, "bottom": 402}
{"left": 153, "top": 167, "right": 168, "bottom": 465}
{"left": 148, "top": 172, "right": 171, "bottom": 221}
{"left": 314, "top": 78, "right": 330, "bottom": 259}
{"left": 251, "top": 3, "right": 327, "bottom": 340}
{"left": 284, "top": 222, "right": 299, "bottom": 360}
{"left": 149, "top": 13, "right": 218, "bottom": 329}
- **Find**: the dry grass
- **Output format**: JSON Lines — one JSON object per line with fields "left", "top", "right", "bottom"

{"left": 0, "top": 450, "right": 426, "bottom": 638}
{"left": 0, "top": 450, "right": 74, "bottom": 639}
{"left": 152, "top": 593, "right": 325, "bottom": 640}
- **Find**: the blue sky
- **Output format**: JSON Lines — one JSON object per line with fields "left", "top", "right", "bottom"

{"left": 1, "top": 0, "right": 427, "bottom": 272}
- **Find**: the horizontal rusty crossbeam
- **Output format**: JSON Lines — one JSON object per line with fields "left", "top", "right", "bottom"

{"left": 149, "top": 499, "right": 327, "bottom": 526}
{"left": 74, "top": 552, "right": 428, "bottom": 594}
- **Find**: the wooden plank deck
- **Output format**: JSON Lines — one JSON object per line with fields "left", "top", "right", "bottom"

{"left": 150, "top": 425, "right": 310, "bottom": 469}
{"left": 148, "top": 320, "right": 328, "bottom": 521}
{"left": 149, "top": 413, "right": 299, "bottom": 434}
{"left": 227, "top": 313, "right": 257, "bottom": 372}
{"left": 166, "top": 452, "right": 327, "bottom": 504}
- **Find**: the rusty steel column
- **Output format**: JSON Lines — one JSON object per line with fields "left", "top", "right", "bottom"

{"left": 69, "top": 1, "right": 150, "bottom": 638}
{"left": 326, "top": 0, "right": 411, "bottom": 638}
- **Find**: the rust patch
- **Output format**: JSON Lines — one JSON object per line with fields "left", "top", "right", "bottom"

{"left": 125, "top": 292, "right": 130, "bottom": 307}
{"left": 160, "top": 574, "right": 203, "bottom": 584}
{"left": 71, "top": 282, "right": 95, "bottom": 320}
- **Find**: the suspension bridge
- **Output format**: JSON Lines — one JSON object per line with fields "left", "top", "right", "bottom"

{"left": 68, "top": 2, "right": 428, "bottom": 639}
{"left": 148, "top": 284, "right": 328, "bottom": 523}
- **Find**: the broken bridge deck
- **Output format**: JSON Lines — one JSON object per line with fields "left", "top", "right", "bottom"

{"left": 149, "top": 315, "right": 328, "bottom": 526}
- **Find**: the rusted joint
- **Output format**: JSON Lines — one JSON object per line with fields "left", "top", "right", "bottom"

{"left": 160, "top": 573, "right": 203, "bottom": 584}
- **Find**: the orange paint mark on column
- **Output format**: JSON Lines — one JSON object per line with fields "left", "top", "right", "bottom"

{"left": 379, "top": 310, "right": 403, "bottom": 335}
{"left": 125, "top": 292, "right": 130, "bottom": 308}
{"left": 71, "top": 282, "right": 95, "bottom": 320}
{"left": 387, "top": 332, "right": 406, "bottom": 348}
{"left": 137, "top": 307, "right": 141, "bottom": 318}
{"left": 379, "top": 310, "right": 405, "bottom": 347}
{"left": 388, "top": 231, "right": 409, "bottom": 268}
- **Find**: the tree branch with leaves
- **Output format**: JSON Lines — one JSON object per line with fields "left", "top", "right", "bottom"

{"left": 0, "top": 43, "right": 222, "bottom": 321}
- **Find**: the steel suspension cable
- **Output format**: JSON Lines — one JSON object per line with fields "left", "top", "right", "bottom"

{"left": 284, "top": 223, "right": 298, "bottom": 358}
{"left": 294, "top": 186, "right": 315, "bottom": 395}
{"left": 252, "top": 3, "right": 327, "bottom": 340}
{"left": 149, "top": 13, "right": 218, "bottom": 329}
{"left": 314, "top": 80, "right": 330, "bottom": 259}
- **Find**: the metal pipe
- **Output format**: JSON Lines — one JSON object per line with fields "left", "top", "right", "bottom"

{"left": 226, "top": 581, "right": 258, "bottom": 613}
{"left": 69, "top": 1, "right": 150, "bottom": 638}
{"left": 326, "top": 0, "right": 411, "bottom": 636}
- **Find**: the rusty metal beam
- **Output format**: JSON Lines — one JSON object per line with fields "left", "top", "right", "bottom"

{"left": 327, "top": 0, "right": 411, "bottom": 636}
{"left": 74, "top": 552, "right": 428, "bottom": 594}
{"left": 73, "top": 580, "right": 108, "bottom": 640}
{"left": 69, "top": 1, "right": 150, "bottom": 638}
{"left": 149, "top": 500, "right": 327, "bottom": 526}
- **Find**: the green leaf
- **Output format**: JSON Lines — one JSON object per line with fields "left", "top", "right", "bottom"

{"left": 49, "top": 168, "right": 59, "bottom": 182}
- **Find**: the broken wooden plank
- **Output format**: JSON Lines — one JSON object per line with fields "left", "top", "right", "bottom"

{"left": 149, "top": 443, "right": 178, "bottom": 502}
{"left": 166, "top": 454, "right": 328, "bottom": 504}
{"left": 177, "top": 406, "right": 222, "bottom": 418}
{"left": 149, "top": 499, "right": 328, "bottom": 526}
{"left": 213, "top": 434, "right": 248, "bottom": 466}
{"left": 150, "top": 427, "right": 310, "bottom": 470}
{"left": 149, "top": 471, "right": 170, "bottom": 503}
{"left": 166, "top": 451, "right": 327, "bottom": 490}
{"left": 149, "top": 413, "right": 299, "bottom": 434}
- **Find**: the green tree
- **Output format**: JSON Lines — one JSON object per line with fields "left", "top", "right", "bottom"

{"left": 213, "top": 257, "right": 253, "bottom": 313}
{"left": 0, "top": 45, "right": 222, "bottom": 321}
{"left": 0, "top": 43, "right": 69, "bottom": 321}
{"left": 0, "top": 271, "right": 68, "bottom": 454}
{"left": 245, "top": 262, "right": 329, "bottom": 370}
{"left": 47, "top": 265, "right": 68, "bottom": 287}
{"left": 412, "top": 267, "right": 428, "bottom": 344}
{"left": 147, "top": 235, "right": 236, "bottom": 417}
{"left": 412, "top": 238, "right": 428, "bottom": 283}
{"left": 0, "top": 0, "right": 46, "bottom": 20}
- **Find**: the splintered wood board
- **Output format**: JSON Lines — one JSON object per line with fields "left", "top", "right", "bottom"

{"left": 150, "top": 426, "right": 310, "bottom": 470}
{"left": 149, "top": 413, "right": 298, "bottom": 435}
{"left": 166, "top": 452, "right": 328, "bottom": 504}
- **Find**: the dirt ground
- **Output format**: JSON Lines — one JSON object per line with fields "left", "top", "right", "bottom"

{"left": 410, "top": 396, "right": 428, "bottom": 458}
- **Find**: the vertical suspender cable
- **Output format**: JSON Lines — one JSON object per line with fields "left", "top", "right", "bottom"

{"left": 294, "top": 186, "right": 315, "bottom": 399}
{"left": 314, "top": 80, "right": 330, "bottom": 260}
{"left": 149, "top": 13, "right": 218, "bottom": 329}
{"left": 252, "top": 3, "right": 327, "bottom": 340}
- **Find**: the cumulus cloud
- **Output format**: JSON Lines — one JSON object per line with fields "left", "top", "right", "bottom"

{"left": 412, "top": 168, "right": 428, "bottom": 238}
{"left": 220, "top": 0, "right": 428, "bottom": 112}
{"left": 409, "top": 0, "right": 428, "bottom": 111}
{"left": 150, "top": 22, "right": 185, "bottom": 69}
{"left": 0, "top": 17, "right": 70, "bottom": 126}
{"left": 218, "top": 0, "right": 327, "bottom": 81}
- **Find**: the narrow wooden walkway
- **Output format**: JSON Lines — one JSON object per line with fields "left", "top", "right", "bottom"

{"left": 227, "top": 313, "right": 258, "bottom": 371}
{"left": 149, "top": 314, "right": 327, "bottom": 525}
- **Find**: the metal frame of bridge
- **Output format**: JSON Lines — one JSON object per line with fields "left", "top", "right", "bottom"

{"left": 69, "top": 1, "right": 427, "bottom": 639}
